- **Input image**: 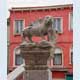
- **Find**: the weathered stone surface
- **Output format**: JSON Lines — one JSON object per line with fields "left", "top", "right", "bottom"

{"left": 27, "top": 70, "right": 48, "bottom": 80}
{"left": 20, "top": 41, "right": 52, "bottom": 68}
{"left": 19, "top": 15, "right": 57, "bottom": 80}
{"left": 26, "top": 70, "right": 49, "bottom": 80}
{"left": 21, "top": 16, "right": 57, "bottom": 42}
{"left": 19, "top": 40, "right": 53, "bottom": 80}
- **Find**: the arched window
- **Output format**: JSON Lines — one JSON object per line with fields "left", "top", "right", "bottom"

{"left": 53, "top": 48, "right": 63, "bottom": 65}
{"left": 14, "top": 47, "right": 24, "bottom": 66}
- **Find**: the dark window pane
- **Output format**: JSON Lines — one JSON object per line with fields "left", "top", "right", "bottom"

{"left": 15, "top": 20, "right": 19, "bottom": 33}
{"left": 71, "top": 52, "right": 73, "bottom": 64}
{"left": 15, "top": 54, "right": 23, "bottom": 65}
{"left": 20, "top": 20, "right": 23, "bottom": 33}
{"left": 53, "top": 54, "right": 62, "bottom": 65}
{"left": 57, "top": 18, "right": 61, "bottom": 32}
{"left": 53, "top": 19, "right": 56, "bottom": 29}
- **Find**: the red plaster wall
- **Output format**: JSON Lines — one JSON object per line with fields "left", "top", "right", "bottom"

{"left": 52, "top": 71, "right": 65, "bottom": 78}
{"left": 9, "top": 6, "right": 73, "bottom": 78}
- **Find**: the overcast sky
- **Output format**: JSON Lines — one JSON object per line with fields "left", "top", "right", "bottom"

{"left": 7, "top": 0, "right": 73, "bottom": 17}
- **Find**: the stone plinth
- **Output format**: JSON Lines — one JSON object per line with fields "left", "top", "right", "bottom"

{"left": 26, "top": 70, "right": 49, "bottom": 80}
{"left": 19, "top": 41, "right": 53, "bottom": 80}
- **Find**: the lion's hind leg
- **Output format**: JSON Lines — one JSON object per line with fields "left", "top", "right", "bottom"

{"left": 28, "top": 36, "right": 33, "bottom": 43}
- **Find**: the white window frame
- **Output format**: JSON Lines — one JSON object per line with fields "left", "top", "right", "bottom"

{"left": 69, "top": 12, "right": 73, "bottom": 31}
{"left": 53, "top": 17, "right": 63, "bottom": 33}
{"left": 13, "top": 19, "right": 25, "bottom": 35}
{"left": 13, "top": 47, "right": 25, "bottom": 67}
{"left": 69, "top": 47, "right": 73, "bottom": 64}
{"left": 52, "top": 47, "right": 63, "bottom": 68}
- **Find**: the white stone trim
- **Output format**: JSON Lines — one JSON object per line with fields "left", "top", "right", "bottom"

{"left": 68, "top": 12, "right": 73, "bottom": 31}
{"left": 7, "top": 63, "right": 25, "bottom": 80}
{"left": 47, "top": 69, "right": 52, "bottom": 80}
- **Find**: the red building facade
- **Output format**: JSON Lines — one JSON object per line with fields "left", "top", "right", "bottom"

{"left": 9, "top": 4, "right": 73, "bottom": 80}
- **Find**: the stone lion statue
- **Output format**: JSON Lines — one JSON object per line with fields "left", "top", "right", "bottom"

{"left": 22, "top": 15, "right": 58, "bottom": 42}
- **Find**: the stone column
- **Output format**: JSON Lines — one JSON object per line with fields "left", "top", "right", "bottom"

{"left": 19, "top": 41, "right": 53, "bottom": 80}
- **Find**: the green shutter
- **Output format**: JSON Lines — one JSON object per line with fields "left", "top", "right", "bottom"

{"left": 66, "top": 75, "right": 73, "bottom": 80}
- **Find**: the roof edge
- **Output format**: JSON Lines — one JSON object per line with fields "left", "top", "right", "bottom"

{"left": 9, "top": 4, "right": 73, "bottom": 11}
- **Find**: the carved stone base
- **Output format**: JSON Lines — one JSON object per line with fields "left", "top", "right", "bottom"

{"left": 26, "top": 70, "right": 49, "bottom": 80}
{"left": 19, "top": 41, "right": 53, "bottom": 80}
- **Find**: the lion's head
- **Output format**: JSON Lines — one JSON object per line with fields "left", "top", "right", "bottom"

{"left": 44, "top": 15, "right": 53, "bottom": 26}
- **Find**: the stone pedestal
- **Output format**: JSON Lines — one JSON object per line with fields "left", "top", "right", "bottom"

{"left": 20, "top": 41, "right": 53, "bottom": 80}
{"left": 26, "top": 70, "right": 49, "bottom": 80}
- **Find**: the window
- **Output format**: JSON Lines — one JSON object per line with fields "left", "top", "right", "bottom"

{"left": 14, "top": 48, "right": 24, "bottom": 66}
{"left": 53, "top": 17, "right": 62, "bottom": 33}
{"left": 71, "top": 52, "right": 73, "bottom": 64}
{"left": 14, "top": 20, "right": 24, "bottom": 34}
{"left": 69, "top": 12, "right": 73, "bottom": 30}
{"left": 53, "top": 48, "right": 62, "bottom": 65}
{"left": 70, "top": 48, "right": 73, "bottom": 64}
{"left": 15, "top": 54, "right": 23, "bottom": 65}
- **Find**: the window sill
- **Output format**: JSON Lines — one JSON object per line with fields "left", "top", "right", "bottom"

{"left": 69, "top": 63, "right": 73, "bottom": 65}
{"left": 52, "top": 64, "right": 63, "bottom": 68}
{"left": 13, "top": 65, "right": 20, "bottom": 68}
{"left": 55, "top": 31, "right": 63, "bottom": 35}
{"left": 14, "top": 33, "right": 21, "bottom": 36}
{"left": 51, "top": 67, "right": 68, "bottom": 72}
{"left": 69, "top": 30, "right": 73, "bottom": 32}
{"left": 13, "top": 64, "right": 23, "bottom": 68}
{"left": 58, "top": 32, "right": 63, "bottom": 35}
